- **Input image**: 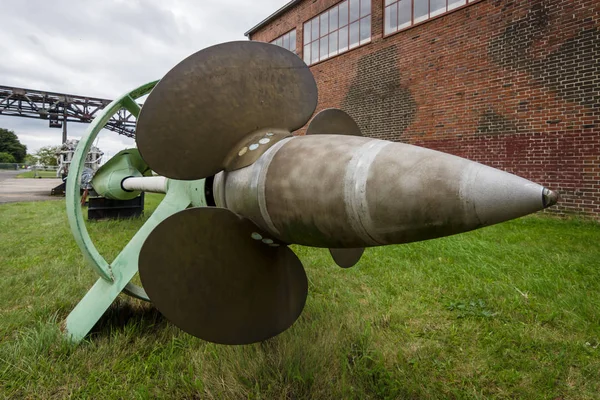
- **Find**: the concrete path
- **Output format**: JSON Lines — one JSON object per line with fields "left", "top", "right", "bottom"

{"left": 0, "top": 171, "right": 64, "bottom": 204}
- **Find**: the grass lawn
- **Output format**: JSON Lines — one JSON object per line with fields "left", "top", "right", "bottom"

{"left": 16, "top": 170, "right": 59, "bottom": 179}
{"left": 0, "top": 195, "right": 599, "bottom": 399}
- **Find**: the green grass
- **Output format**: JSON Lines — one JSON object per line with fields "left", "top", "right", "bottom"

{"left": 0, "top": 196, "right": 599, "bottom": 399}
{"left": 16, "top": 170, "right": 58, "bottom": 179}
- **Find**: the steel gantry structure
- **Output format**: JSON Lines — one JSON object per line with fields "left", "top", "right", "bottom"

{"left": 0, "top": 85, "right": 138, "bottom": 142}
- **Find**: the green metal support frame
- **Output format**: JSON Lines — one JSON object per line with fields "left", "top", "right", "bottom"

{"left": 64, "top": 81, "right": 207, "bottom": 343}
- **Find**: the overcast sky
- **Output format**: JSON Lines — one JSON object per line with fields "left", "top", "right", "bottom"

{"left": 0, "top": 0, "right": 287, "bottom": 160}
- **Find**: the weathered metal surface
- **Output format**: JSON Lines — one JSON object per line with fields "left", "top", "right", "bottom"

{"left": 214, "top": 134, "right": 555, "bottom": 248}
{"left": 306, "top": 108, "right": 362, "bottom": 136}
{"left": 224, "top": 129, "right": 292, "bottom": 172}
{"left": 135, "top": 41, "right": 318, "bottom": 180}
{"left": 138, "top": 207, "right": 308, "bottom": 345}
{"left": 329, "top": 248, "right": 365, "bottom": 268}
{"left": 213, "top": 137, "right": 295, "bottom": 236}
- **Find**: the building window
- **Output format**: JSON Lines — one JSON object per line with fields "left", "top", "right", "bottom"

{"left": 384, "top": 0, "right": 475, "bottom": 35}
{"left": 271, "top": 29, "right": 297, "bottom": 54}
{"left": 303, "top": 0, "right": 371, "bottom": 65}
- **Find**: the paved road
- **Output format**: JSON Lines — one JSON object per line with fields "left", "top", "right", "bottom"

{"left": 0, "top": 170, "right": 21, "bottom": 183}
{"left": 0, "top": 171, "right": 63, "bottom": 204}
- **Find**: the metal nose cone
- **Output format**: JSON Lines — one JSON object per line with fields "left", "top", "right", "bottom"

{"left": 542, "top": 188, "right": 559, "bottom": 208}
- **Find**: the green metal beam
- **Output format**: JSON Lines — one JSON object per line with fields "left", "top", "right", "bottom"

{"left": 65, "top": 182, "right": 192, "bottom": 342}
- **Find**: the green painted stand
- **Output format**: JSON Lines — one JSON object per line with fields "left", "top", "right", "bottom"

{"left": 64, "top": 81, "right": 206, "bottom": 343}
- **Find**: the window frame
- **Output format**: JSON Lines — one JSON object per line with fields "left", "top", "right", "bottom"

{"left": 302, "top": 0, "right": 372, "bottom": 66}
{"left": 270, "top": 28, "right": 298, "bottom": 54}
{"left": 382, "top": 0, "right": 482, "bottom": 38}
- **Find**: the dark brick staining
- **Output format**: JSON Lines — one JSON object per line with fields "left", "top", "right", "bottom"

{"left": 477, "top": 109, "right": 517, "bottom": 135}
{"left": 488, "top": 0, "right": 550, "bottom": 69}
{"left": 540, "top": 28, "right": 600, "bottom": 109}
{"left": 341, "top": 46, "right": 417, "bottom": 140}
{"left": 489, "top": 1, "right": 600, "bottom": 110}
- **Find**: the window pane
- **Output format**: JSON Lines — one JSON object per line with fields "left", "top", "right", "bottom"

{"left": 283, "top": 34, "right": 289, "bottom": 51}
{"left": 311, "top": 40, "right": 319, "bottom": 63}
{"left": 431, "top": 0, "right": 446, "bottom": 17}
{"left": 414, "top": 0, "right": 428, "bottom": 23}
{"left": 339, "top": 1, "right": 349, "bottom": 27}
{"left": 329, "top": 32, "right": 338, "bottom": 56}
{"left": 330, "top": 6, "right": 339, "bottom": 31}
{"left": 350, "top": 0, "right": 360, "bottom": 22}
{"left": 320, "top": 12, "right": 329, "bottom": 37}
{"left": 311, "top": 17, "right": 319, "bottom": 40}
{"left": 339, "top": 25, "right": 349, "bottom": 51}
{"left": 359, "top": 16, "right": 370, "bottom": 43}
{"left": 448, "top": 0, "right": 466, "bottom": 10}
{"left": 277, "top": 38, "right": 283, "bottom": 47}
{"left": 304, "top": 44, "right": 311, "bottom": 64}
{"left": 319, "top": 36, "right": 328, "bottom": 59}
{"left": 398, "top": 0, "right": 411, "bottom": 28}
{"left": 360, "top": 0, "right": 371, "bottom": 17}
{"left": 385, "top": 4, "right": 397, "bottom": 34}
{"left": 384, "top": 0, "right": 395, "bottom": 5}
{"left": 349, "top": 20, "right": 360, "bottom": 48}
{"left": 304, "top": 22, "right": 311, "bottom": 44}
{"left": 290, "top": 30, "right": 296, "bottom": 52}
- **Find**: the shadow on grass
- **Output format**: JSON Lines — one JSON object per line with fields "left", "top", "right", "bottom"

{"left": 87, "top": 299, "right": 169, "bottom": 338}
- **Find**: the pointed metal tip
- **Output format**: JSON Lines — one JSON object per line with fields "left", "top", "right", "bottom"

{"left": 542, "top": 188, "right": 559, "bottom": 208}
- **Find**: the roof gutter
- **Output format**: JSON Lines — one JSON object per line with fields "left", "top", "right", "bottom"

{"left": 244, "top": 0, "right": 302, "bottom": 38}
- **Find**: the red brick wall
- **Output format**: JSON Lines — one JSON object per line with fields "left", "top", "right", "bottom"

{"left": 250, "top": 0, "right": 600, "bottom": 218}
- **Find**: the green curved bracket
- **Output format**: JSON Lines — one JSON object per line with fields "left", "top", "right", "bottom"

{"left": 64, "top": 80, "right": 208, "bottom": 342}
{"left": 66, "top": 81, "right": 158, "bottom": 282}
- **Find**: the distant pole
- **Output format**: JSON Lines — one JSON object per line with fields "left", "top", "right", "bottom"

{"left": 62, "top": 111, "right": 67, "bottom": 144}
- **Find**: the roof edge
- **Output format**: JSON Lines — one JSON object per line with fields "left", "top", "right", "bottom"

{"left": 244, "top": 0, "right": 302, "bottom": 37}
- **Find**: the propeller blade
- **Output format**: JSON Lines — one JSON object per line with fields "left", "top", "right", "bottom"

{"left": 306, "top": 108, "right": 362, "bottom": 136}
{"left": 136, "top": 41, "right": 318, "bottom": 180}
{"left": 139, "top": 207, "right": 308, "bottom": 345}
{"left": 329, "top": 248, "right": 365, "bottom": 268}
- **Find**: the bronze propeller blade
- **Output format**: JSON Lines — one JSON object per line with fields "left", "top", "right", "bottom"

{"left": 136, "top": 41, "right": 318, "bottom": 180}
{"left": 329, "top": 248, "right": 365, "bottom": 268}
{"left": 139, "top": 207, "right": 308, "bottom": 345}
{"left": 306, "top": 108, "right": 362, "bottom": 136}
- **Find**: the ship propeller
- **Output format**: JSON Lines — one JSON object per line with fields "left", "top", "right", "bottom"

{"left": 135, "top": 42, "right": 317, "bottom": 344}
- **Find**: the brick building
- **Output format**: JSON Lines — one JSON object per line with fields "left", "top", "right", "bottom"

{"left": 245, "top": 0, "right": 600, "bottom": 218}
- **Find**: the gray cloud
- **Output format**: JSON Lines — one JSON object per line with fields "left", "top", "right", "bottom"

{"left": 1, "top": 0, "right": 286, "bottom": 156}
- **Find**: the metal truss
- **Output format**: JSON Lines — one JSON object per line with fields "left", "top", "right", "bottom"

{"left": 0, "top": 85, "right": 137, "bottom": 139}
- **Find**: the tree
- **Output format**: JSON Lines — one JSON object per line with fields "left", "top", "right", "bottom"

{"left": 0, "top": 152, "right": 16, "bottom": 163}
{"left": 25, "top": 153, "right": 38, "bottom": 166}
{"left": 0, "top": 128, "right": 27, "bottom": 163}
{"left": 35, "top": 145, "right": 60, "bottom": 167}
